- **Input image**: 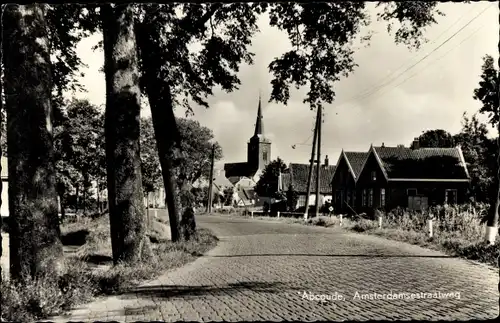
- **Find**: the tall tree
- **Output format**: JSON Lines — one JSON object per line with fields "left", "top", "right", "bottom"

{"left": 140, "top": 117, "right": 162, "bottom": 197}
{"left": 135, "top": 3, "right": 265, "bottom": 240}
{"left": 473, "top": 55, "right": 499, "bottom": 127}
{"left": 473, "top": 53, "right": 500, "bottom": 241}
{"left": 453, "top": 113, "right": 496, "bottom": 203}
{"left": 101, "top": 4, "right": 150, "bottom": 264}
{"left": 54, "top": 99, "right": 105, "bottom": 215}
{"left": 255, "top": 158, "right": 288, "bottom": 198}
{"left": 3, "top": 4, "right": 64, "bottom": 280}
{"left": 412, "top": 129, "right": 455, "bottom": 148}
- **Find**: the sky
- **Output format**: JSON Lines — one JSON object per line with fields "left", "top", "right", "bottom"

{"left": 68, "top": 2, "right": 499, "bottom": 168}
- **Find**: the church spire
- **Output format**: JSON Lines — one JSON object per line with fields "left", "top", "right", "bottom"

{"left": 254, "top": 94, "right": 263, "bottom": 136}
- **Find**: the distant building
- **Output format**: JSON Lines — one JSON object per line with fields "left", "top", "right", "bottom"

{"left": 224, "top": 96, "right": 271, "bottom": 185}
{"left": 279, "top": 156, "right": 336, "bottom": 210}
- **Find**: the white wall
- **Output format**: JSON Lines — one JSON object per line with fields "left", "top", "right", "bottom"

{"left": 296, "top": 194, "right": 332, "bottom": 209}
{"left": 1, "top": 179, "right": 8, "bottom": 217}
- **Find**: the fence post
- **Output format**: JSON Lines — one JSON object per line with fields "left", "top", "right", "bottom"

{"left": 427, "top": 219, "right": 433, "bottom": 238}
{"left": 378, "top": 214, "right": 382, "bottom": 228}
{"left": 277, "top": 211, "right": 280, "bottom": 218}
{"left": 339, "top": 214, "right": 343, "bottom": 227}
{"left": 251, "top": 211, "right": 254, "bottom": 218}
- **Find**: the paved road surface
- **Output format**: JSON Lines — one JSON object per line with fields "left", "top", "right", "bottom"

{"left": 48, "top": 214, "right": 498, "bottom": 321}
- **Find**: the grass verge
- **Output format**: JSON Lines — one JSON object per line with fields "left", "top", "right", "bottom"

{"left": 231, "top": 205, "right": 499, "bottom": 268}
{"left": 1, "top": 214, "right": 218, "bottom": 322}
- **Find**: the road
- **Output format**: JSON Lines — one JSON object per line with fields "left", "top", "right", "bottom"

{"left": 49, "top": 214, "right": 498, "bottom": 321}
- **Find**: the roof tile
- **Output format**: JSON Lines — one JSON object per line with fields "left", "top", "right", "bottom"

{"left": 288, "top": 163, "right": 336, "bottom": 194}
{"left": 344, "top": 152, "right": 369, "bottom": 178}
{"left": 373, "top": 146, "right": 468, "bottom": 179}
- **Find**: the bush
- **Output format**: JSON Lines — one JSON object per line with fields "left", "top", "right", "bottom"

{"left": 307, "top": 216, "right": 338, "bottom": 227}
{"left": 350, "top": 219, "right": 377, "bottom": 232}
{"left": 1, "top": 259, "right": 96, "bottom": 322}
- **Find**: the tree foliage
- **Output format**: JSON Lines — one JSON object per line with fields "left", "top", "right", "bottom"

{"left": 54, "top": 99, "right": 106, "bottom": 213}
{"left": 267, "top": 2, "right": 444, "bottom": 109}
{"left": 454, "top": 113, "right": 497, "bottom": 203}
{"left": 255, "top": 158, "right": 288, "bottom": 198}
{"left": 412, "top": 129, "right": 455, "bottom": 148}
{"left": 140, "top": 117, "right": 162, "bottom": 194}
{"left": 473, "top": 54, "right": 499, "bottom": 127}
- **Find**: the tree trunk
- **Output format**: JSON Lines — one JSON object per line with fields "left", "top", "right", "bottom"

{"left": 59, "top": 194, "right": 66, "bottom": 221}
{"left": 83, "top": 181, "right": 87, "bottom": 215}
{"left": 75, "top": 184, "right": 79, "bottom": 214}
{"left": 2, "top": 4, "right": 64, "bottom": 281}
{"left": 135, "top": 18, "right": 182, "bottom": 242}
{"left": 101, "top": 4, "right": 151, "bottom": 264}
{"left": 97, "top": 181, "right": 101, "bottom": 213}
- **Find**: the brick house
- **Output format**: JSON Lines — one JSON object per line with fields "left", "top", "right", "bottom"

{"left": 333, "top": 141, "right": 470, "bottom": 215}
{"left": 330, "top": 151, "right": 369, "bottom": 214}
{"left": 280, "top": 156, "right": 336, "bottom": 210}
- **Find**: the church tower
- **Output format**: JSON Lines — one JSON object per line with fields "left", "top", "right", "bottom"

{"left": 247, "top": 95, "right": 271, "bottom": 172}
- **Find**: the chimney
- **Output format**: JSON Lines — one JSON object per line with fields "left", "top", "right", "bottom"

{"left": 381, "top": 142, "right": 385, "bottom": 148}
{"left": 324, "top": 155, "right": 329, "bottom": 167}
{"left": 412, "top": 137, "right": 420, "bottom": 149}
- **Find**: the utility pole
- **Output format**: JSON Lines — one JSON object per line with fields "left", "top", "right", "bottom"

{"left": 207, "top": 144, "right": 215, "bottom": 214}
{"left": 314, "top": 105, "right": 323, "bottom": 218}
{"left": 304, "top": 107, "right": 320, "bottom": 220}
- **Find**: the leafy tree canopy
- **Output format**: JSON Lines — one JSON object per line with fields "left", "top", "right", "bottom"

{"left": 255, "top": 157, "right": 288, "bottom": 198}
{"left": 412, "top": 129, "right": 455, "bottom": 148}
{"left": 454, "top": 112, "right": 496, "bottom": 203}
{"left": 473, "top": 54, "right": 499, "bottom": 127}
{"left": 140, "top": 116, "right": 223, "bottom": 191}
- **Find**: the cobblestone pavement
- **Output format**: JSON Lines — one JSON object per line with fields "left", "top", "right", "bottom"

{"left": 48, "top": 214, "right": 499, "bottom": 322}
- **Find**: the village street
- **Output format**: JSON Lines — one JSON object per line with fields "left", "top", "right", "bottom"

{"left": 48, "top": 213, "right": 498, "bottom": 322}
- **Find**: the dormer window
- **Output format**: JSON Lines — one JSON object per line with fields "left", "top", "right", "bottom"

{"left": 371, "top": 171, "right": 376, "bottom": 181}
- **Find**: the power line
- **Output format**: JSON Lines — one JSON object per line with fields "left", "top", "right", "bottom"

{"left": 334, "top": 4, "right": 493, "bottom": 109}
{"left": 348, "top": 8, "right": 478, "bottom": 102}
{"left": 350, "top": 4, "right": 492, "bottom": 103}
{"left": 364, "top": 21, "right": 488, "bottom": 101}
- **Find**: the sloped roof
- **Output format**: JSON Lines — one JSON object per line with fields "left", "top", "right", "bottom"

{"left": 224, "top": 162, "right": 257, "bottom": 179}
{"left": 237, "top": 187, "right": 256, "bottom": 205}
{"left": 1, "top": 157, "right": 7, "bottom": 179}
{"left": 372, "top": 146, "right": 469, "bottom": 180}
{"left": 344, "top": 152, "right": 369, "bottom": 178}
{"left": 288, "top": 163, "right": 336, "bottom": 194}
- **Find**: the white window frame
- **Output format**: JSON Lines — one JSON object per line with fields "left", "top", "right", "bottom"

{"left": 371, "top": 171, "right": 377, "bottom": 181}
{"left": 362, "top": 189, "right": 367, "bottom": 206}
{"left": 368, "top": 188, "right": 373, "bottom": 207}
{"left": 380, "top": 188, "right": 386, "bottom": 207}
{"left": 444, "top": 189, "right": 458, "bottom": 205}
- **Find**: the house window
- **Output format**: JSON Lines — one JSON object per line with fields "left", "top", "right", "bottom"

{"left": 371, "top": 171, "right": 377, "bottom": 181}
{"left": 380, "top": 188, "right": 386, "bottom": 207}
{"left": 262, "top": 151, "right": 268, "bottom": 161}
{"left": 346, "top": 190, "right": 351, "bottom": 205}
{"left": 362, "top": 189, "right": 367, "bottom": 207}
{"left": 445, "top": 189, "right": 457, "bottom": 205}
{"left": 407, "top": 188, "right": 417, "bottom": 197}
{"left": 368, "top": 189, "right": 373, "bottom": 207}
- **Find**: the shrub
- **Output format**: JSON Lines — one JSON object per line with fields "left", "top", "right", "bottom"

{"left": 1, "top": 259, "right": 97, "bottom": 322}
{"left": 350, "top": 219, "right": 377, "bottom": 232}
